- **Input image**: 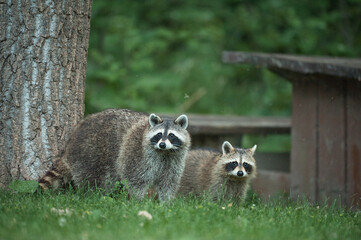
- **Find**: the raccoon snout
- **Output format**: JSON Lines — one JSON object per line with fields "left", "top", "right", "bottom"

{"left": 159, "top": 142, "right": 166, "bottom": 149}
{"left": 237, "top": 171, "right": 244, "bottom": 177}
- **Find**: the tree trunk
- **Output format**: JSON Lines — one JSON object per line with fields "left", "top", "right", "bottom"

{"left": 0, "top": 0, "right": 92, "bottom": 187}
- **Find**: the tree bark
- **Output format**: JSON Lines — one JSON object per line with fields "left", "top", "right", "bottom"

{"left": 0, "top": 0, "right": 92, "bottom": 187}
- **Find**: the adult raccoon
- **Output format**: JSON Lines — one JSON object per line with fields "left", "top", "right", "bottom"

{"left": 178, "top": 141, "right": 256, "bottom": 204}
{"left": 39, "top": 109, "right": 191, "bottom": 201}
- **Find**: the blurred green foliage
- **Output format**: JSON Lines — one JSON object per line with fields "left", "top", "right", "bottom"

{"left": 86, "top": 0, "right": 361, "bottom": 116}
{"left": 85, "top": 0, "right": 360, "bottom": 151}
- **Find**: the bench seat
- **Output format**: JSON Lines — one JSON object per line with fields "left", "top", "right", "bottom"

{"left": 185, "top": 114, "right": 291, "bottom": 135}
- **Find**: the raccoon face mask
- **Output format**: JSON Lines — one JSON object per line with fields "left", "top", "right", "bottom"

{"left": 148, "top": 114, "right": 190, "bottom": 151}
{"left": 221, "top": 141, "right": 257, "bottom": 179}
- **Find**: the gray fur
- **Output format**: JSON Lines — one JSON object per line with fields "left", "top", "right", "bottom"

{"left": 177, "top": 141, "right": 257, "bottom": 204}
{"left": 39, "top": 109, "right": 191, "bottom": 201}
{"left": 116, "top": 115, "right": 191, "bottom": 201}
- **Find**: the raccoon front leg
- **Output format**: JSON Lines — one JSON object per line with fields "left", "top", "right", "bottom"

{"left": 126, "top": 180, "right": 149, "bottom": 200}
{"left": 156, "top": 182, "right": 178, "bottom": 202}
{"left": 209, "top": 181, "right": 226, "bottom": 202}
{"left": 155, "top": 173, "right": 183, "bottom": 202}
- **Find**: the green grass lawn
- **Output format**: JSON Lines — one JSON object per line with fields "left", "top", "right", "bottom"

{"left": 0, "top": 189, "right": 360, "bottom": 240}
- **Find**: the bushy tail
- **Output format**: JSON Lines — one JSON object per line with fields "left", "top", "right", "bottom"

{"left": 38, "top": 156, "right": 71, "bottom": 190}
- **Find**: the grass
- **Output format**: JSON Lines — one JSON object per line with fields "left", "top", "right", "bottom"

{"left": 0, "top": 189, "right": 360, "bottom": 240}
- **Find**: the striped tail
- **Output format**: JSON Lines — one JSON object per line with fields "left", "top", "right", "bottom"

{"left": 38, "top": 169, "right": 62, "bottom": 190}
{"left": 38, "top": 156, "right": 71, "bottom": 190}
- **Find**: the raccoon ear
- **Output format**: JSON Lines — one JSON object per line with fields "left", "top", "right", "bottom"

{"left": 249, "top": 144, "right": 257, "bottom": 156}
{"left": 222, "top": 141, "right": 234, "bottom": 155}
{"left": 174, "top": 114, "right": 188, "bottom": 129}
{"left": 149, "top": 114, "right": 163, "bottom": 127}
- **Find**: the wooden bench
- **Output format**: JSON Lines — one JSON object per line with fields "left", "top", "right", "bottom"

{"left": 223, "top": 51, "right": 361, "bottom": 207}
{"left": 187, "top": 114, "right": 290, "bottom": 135}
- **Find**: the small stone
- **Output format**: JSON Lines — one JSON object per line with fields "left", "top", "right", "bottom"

{"left": 51, "top": 207, "right": 72, "bottom": 216}
{"left": 137, "top": 210, "right": 153, "bottom": 220}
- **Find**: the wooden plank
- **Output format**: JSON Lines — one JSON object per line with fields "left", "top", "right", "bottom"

{"left": 191, "top": 135, "right": 232, "bottom": 150}
{"left": 290, "top": 79, "right": 318, "bottom": 202}
{"left": 317, "top": 78, "right": 346, "bottom": 205}
{"left": 346, "top": 79, "right": 361, "bottom": 208}
{"left": 251, "top": 170, "right": 290, "bottom": 199}
{"left": 222, "top": 51, "right": 361, "bottom": 80}
{"left": 185, "top": 114, "right": 291, "bottom": 135}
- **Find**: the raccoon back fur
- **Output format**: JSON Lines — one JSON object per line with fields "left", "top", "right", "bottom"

{"left": 177, "top": 141, "right": 257, "bottom": 203}
{"left": 39, "top": 109, "right": 191, "bottom": 201}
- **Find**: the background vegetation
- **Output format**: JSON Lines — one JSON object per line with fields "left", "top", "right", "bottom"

{"left": 85, "top": 0, "right": 361, "bottom": 116}
{"left": 85, "top": 0, "right": 360, "bottom": 152}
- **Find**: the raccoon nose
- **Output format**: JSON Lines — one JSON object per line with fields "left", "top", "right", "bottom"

{"left": 159, "top": 142, "right": 166, "bottom": 149}
{"left": 237, "top": 171, "right": 244, "bottom": 177}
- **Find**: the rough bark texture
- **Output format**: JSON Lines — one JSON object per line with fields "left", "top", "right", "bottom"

{"left": 0, "top": 0, "right": 92, "bottom": 187}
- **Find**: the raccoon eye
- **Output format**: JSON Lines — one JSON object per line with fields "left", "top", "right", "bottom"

{"left": 168, "top": 133, "right": 175, "bottom": 139}
{"left": 156, "top": 133, "right": 162, "bottom": 137}
{"left": 225, "top": 161, "right": 238, "bottom": 172}
{"left": 243, "top": 162, "right": 252, "bottom": 172}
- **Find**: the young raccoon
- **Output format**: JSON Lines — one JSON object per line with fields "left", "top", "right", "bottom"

{"left": 177, "top": 141, "right": 257, "bottom": 203}
{"left": 39, "top": 109, "right": 191, "bottom": 201}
